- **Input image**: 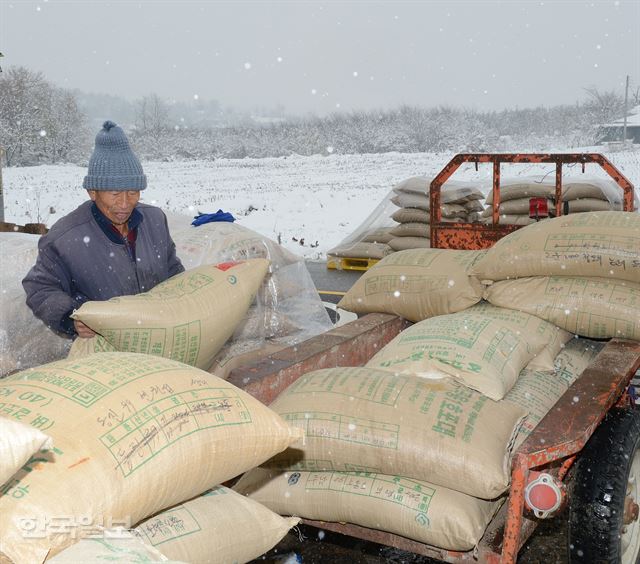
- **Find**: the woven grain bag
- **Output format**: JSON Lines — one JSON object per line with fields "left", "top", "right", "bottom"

{"left": 0, "top": 418, "right": 52, "bottom": 487}
{"left": 266, "top": 366, "right": 525, "bottom": 498}
{"left": 485, "top": 276, "right": 640, "bottom": 340}
{"left": 473, "top": 211, "right": 640, "bottom": 283}
{"left": 69, "top": 260, "right": 269, "bottom": 369}
{"left": 0, "top": 352, "right": 302, "bottom": 564}
{"left": 388, "top": 237, "right": 431, "bottom": 251}
{"left": 366, "top": 302, "right": 570, "bottom": 400}
{"left": 234, "top": 468, "right": 499, "bottom": 552}
{"left": 338, "top": 249, "right": 485, "bottom": 322}
{"left": 504, "top": 338, "right": 603, "bottom": 447}
{"left": 135, "top": 486, "right": 299, "bottom": 563}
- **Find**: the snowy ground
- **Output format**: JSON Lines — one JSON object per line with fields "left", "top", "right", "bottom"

{"left": 3, "top": 147, "right": 640, "bottom": 259}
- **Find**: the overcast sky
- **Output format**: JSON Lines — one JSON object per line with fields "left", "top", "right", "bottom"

{"left": 2, "top": 0, "right": 639, "bottom": 115}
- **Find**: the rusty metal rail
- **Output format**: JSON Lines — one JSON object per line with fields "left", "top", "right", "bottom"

{"left": 429, "top": 153, "right": 636, "bottom": 250}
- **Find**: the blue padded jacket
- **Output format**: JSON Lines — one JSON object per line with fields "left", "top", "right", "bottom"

{"left": 22, "top": 201, "right": 184, "bottom": 334}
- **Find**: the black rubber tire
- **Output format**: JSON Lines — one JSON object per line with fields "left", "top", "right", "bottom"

{"left": 568, "top": 406, "right": 640, "bottom": 563}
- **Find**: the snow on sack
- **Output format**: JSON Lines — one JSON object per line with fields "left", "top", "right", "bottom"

{"left": 0, "top": 352, "right": 302, "bottom": 564}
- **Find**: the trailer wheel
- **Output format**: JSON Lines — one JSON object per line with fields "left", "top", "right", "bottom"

{"left": 568, "top": 407, "right": 640, "bottom": 563}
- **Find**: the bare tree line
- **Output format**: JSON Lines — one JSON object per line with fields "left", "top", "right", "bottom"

{"left": 0, "top": 65, "right": 635, "bottom": 167}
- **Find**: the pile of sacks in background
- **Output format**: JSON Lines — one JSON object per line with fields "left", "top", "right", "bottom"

{"left": 233, "top": 210, "right": 639, "bottom": 552}
{"left": 387, "top": 176, "right": 484, "bottom": 251}
{"left": 327, "top": 176, "right": 485, "bottom": 261}
{"left": 481, "top": 176, "right": 631, "bottom": 225}
{"left": 328, "top": 173, "right": 636, "bottom": 264}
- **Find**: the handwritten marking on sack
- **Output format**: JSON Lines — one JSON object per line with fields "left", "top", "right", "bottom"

{"left": 544, "top": 233, "right": 640, "bottom": 263}
{"left": 137, "top": 506, "right": 202, "bottom": 546}
{"left": 100, "top": 388, "right": 252, "bottom": 477}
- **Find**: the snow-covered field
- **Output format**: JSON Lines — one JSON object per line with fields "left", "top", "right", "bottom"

{"left": 4, "top": 148, "right": 640, "bottom": 259}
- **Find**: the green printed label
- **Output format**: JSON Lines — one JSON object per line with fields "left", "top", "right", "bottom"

{"left": 482, "top": 327, "right": 519, "bottom": 371}
{"left": 281, "top": 411, "right": 400, "bottom": 450}
{"left": 301, "top": 472, "right": 435, "bottom": 524}
{"left": 365, "top": 274, "right": 448, "bottom": 296}
{"left": 135, "top": 271, "right": 216, "bottom": 301}
{"left": 431, "top": 385, "right": 481, "bottom": 442}
{"left": 288, "top": 369, "right": 408, "bottom": 406}
{"left": 379, "top": 249, "right": 443, "bottom": 267}
{"left": 100, "top": 321, "right": 202, "bottom": 366}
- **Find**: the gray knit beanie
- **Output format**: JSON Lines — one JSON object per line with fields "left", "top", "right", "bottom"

{"left": 83, "top": 120, "right": 147, "bottom": 190}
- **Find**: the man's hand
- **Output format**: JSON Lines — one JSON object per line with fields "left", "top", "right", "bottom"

{"left": 74, "top": 320, "right": 97, "bottom": 338}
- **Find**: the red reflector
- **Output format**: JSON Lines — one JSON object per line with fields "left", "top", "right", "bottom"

{"left": 528, "top": 482, "right": 559, "bottom": 511}
{"left": 529, "top": 197, "right": 549, "bottom": 219}
{"left": 216, "top": 261, "right": 242, "bottom": 271}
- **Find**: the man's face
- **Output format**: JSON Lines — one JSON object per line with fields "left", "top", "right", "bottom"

{"left": 88, "top": 190, "right": 140, "bottom": 225}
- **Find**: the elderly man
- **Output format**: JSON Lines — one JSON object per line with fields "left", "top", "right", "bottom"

{"left": 23, "top": 120, "right": 184, "bottom": 338}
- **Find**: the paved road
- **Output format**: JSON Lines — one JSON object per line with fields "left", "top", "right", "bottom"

{"left": 249, "top": 260, "right": 568, "bottom": 563}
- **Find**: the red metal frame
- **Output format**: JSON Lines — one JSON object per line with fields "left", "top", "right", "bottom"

{"left": 429, "top": 153, "right": 636, "bottom": 250}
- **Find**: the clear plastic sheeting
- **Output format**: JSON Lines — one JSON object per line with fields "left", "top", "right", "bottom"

{"left": 0, "top": 232, "right": 71, "bottom": 377}
{"left": 327, "top": 189, "right": 398, "bottom": 259}
{"left": 166, "top": 214, "right": 332, "bottom": 374}
{"left": 328, "top": 177, "right": 487, "bottom": 259}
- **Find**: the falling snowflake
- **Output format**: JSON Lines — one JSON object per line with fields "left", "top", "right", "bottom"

{"left": 244, "top": 62, "right": 252, "bottom": 70}
{"left": 83, "top": 236, "right": 90, "bottom": 244}
{"left": 39, "top": 130, "right": 46, "bottom": 137}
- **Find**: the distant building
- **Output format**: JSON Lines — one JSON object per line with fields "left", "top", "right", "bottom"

{"left": 597, "top": 104, "right": 640, "bottom": 144}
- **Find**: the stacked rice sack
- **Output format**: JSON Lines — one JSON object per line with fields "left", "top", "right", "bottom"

{"left": 389, "top": 177, "right": 484, "bottom": 251}
{"left": 481, "top": 176, "right": 627, "bottom": 225}
{"left": 0, "top": 353, "right": 302, "bottom": 563}
{"left": 476, "top": 211, "right": 640, "bottom": 341}
{"left": 233, "top": 246, "right": 608, "bottom": 552}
